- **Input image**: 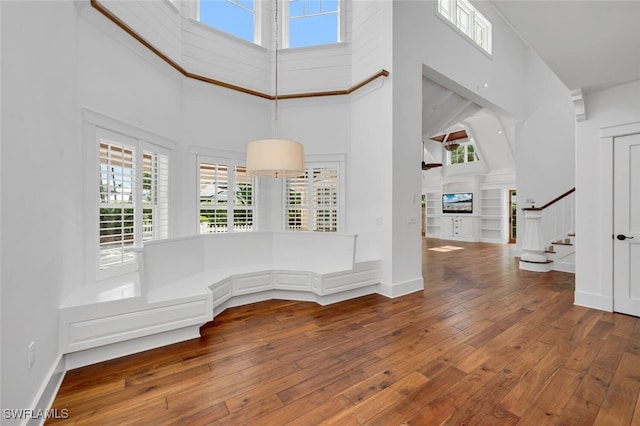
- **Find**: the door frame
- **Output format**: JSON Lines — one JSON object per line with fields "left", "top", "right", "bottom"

{"left": 599, "top": 121, "right": 640, "bottom": 312}
{"left": 509, "top": 189, "right": 517, "bottom": 244}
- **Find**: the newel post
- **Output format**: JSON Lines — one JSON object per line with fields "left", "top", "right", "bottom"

{"left": 520, "top": 208, "right": 548, "bottom": 269}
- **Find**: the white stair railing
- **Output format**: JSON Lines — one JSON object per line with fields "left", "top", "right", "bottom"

{"left": 540, "top": 189, "right": 575, "bottom": 244}
{"left": 520, "top": 188, "right": 575, "bottom": 271}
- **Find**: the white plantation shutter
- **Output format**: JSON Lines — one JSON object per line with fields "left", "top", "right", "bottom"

{"left": 98, "top": 135, "right": 170, "bottom": 271}
{"left": 286, "top": 171, "right": 309, "bottom": 231}
{"left": 99, "top": 141, "right": 136, "bottom": 269}
{"left": 198, "top": 159, "right": 254, "bottom": 233}
{"left": 142, "top": 149, "right": 170, "bottom": 241}
{"left": 233, "top": 165, "right": 254, "bottom": 232}
{"left": 286, "top": 164, "right": 340, "bottom": 232}
{"left": 312, "top": 167, "right": 338, "bottom": 232}
{"left": 199, "top": 162, "right": 229, "bottom": 233}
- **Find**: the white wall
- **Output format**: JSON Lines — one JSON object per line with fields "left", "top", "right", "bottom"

{"left": 388, "top": 2, "right": 424, "bottom": 293}
{"left": 575, "top": 80, "right": 640, "bottom": 311}
{"left": 516, "top": 49, "right": 575, "bottom": 208}
{"left": 417, "top": 0, "right": 528, "bottom": 119}
{"left": 0, "top": 0, "right": 3, "bottom": 415}
{"left": 348, "top": 0, "right": 395, "bottom": 284}
{"left": 1, "top": 1, "right": 80, "bottom": 420}
{"left": 99, "top": 0, "right": 183, "bottom": 64}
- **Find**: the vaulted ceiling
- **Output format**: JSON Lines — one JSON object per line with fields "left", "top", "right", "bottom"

{"left": 421, "top": 77, "right": 515, "bottom": 174}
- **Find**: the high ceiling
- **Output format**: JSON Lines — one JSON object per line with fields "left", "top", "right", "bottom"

{"left": 491, "top": 0, "right": 640, "bottom": 92}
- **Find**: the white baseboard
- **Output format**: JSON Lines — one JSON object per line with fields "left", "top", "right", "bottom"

{"left": 377, "top": 277, "right": 424, "bottom": 298}
{"left": 25, "top": 355, "right": 66, "bottom": 426}
{"left": 64, "top": 325, "right": 202, "bottom": 370}
{"left": 574, "top": 291, "right": 613, "bottom": 312}
{"left": 552, "top": 262, "right": 575, "bottom": 273}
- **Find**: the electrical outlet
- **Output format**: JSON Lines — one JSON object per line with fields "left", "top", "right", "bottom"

{"left": 28, "top": 341, "right": 35, "bottom": 369}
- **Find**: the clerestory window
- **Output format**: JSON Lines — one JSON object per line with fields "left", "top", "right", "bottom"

{"left": 286, "top": 0, "right": 341, "bottom": 48}
{"left": 437, "top": 0, "right": 492, "bottom": 55}
{"left": 198, "top": 0, "right": 256, "bottom": 44}
{"left": 196, "top": 0, "right": 342, "bottom": 48}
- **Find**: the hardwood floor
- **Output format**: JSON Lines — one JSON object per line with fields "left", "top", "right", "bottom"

{"left": 49, "top": 239, "right": 640, "bottom": 425}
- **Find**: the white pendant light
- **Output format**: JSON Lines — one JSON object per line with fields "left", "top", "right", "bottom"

{"left": 246, "top": 139, "right": 304, "bottom": 178}
{"left": 246, "top": 0, "right": 304, "bottom": 178}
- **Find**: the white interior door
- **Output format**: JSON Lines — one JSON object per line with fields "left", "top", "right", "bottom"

{"left": 613, "top": 133, "right": 640, "bottom": 316}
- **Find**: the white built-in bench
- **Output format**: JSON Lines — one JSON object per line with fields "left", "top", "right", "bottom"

{"left": 59, "top": 232, "right": 381, "bottom": 368}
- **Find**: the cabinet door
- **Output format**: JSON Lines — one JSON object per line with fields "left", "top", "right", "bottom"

{"left": 456, "top": 217, "right": 473, "bottom": 237}
{"left": 442, "top": 217, "right": 454, "bottom": 237}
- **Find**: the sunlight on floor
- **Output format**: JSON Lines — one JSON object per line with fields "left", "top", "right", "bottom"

{"left": 428, "top": 245, "right": 465, "bottom": 252}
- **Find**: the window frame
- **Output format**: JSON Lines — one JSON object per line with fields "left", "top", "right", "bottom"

{"left": 192, "top": 0, "right": 345, "bottom": 49}
{"left": 437, "top": 0, "right": 492, "bottom": 55}
{"left": 283, "top": 157, "right": 345, "bottom": 233}
{"left": 283, "top": 0, "right": 345, "bottom": 49}
{"left": 195, "top": 0, "right": 260, "bottom": 45}
{"left": 84, "top": 111, "right": 175, "bottom": 282}
{"left": 197, "top": 155, "right": 257, "bottom": 234}
{"left": 447, "top": 140, "right": 478, "bottom": 166}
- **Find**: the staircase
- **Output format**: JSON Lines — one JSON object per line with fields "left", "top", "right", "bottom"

{"left": 543, "top": 233, "right": 575, "bottom": 273}
{"left": 519, "top": 189, "right": 575, "bottom": 273}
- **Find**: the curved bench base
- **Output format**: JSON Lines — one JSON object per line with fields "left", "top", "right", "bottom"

{"left": 63, "top": 283, "right": 380, "bottom": 369}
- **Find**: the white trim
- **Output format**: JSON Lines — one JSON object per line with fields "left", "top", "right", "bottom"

{"left": 598, "top": 120, "right": 640, "bottom": 313}
{"left": 575, "top": 291, "right": 613, "bottom": 312}
{"left": 377, "top": 277, "right": 424, "bottom": 298}
{"left": 82, "top": 109, "right": 178, "bottom": 151}
{"left": 283, "top": 0, "right": 344, "bottom": 49}
{"left": 600, "top": 120, "right": 640, "bottom": 138}
{"left": 82, "top": 110, "right": 176, "bottom": 284}
{"left": 64, "top": 326, "right": 202, "bottom": 370}
{"left": 25, "top": 355, "right": 66, "bottom": 426}
{"left": 188, "top": 145, "right": 247, "bottom": 160}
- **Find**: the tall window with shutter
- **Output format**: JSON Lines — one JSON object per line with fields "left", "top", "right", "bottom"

{"left": 285, "top": 164, "right": 339, "bottom": 232}
{"left": 198, "top": 158, "right": 255, "bottom": 233}
{"left": 98, "top": 133, "right": 169, "bottom": 271}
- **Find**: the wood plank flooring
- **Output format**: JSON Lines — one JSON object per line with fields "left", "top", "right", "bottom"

{"left": 48, "top": 239, "right": 640, "bottom": 425}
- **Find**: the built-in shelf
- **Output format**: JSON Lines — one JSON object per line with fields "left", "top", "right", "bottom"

{"left": 479, "top": 188, "right": 505, "bottom": 243}
{"left": 424, "top": 187, "right": 510, "bottom": 243}
{"left": 424, "top": 192, "right": 442, "bottom": 237}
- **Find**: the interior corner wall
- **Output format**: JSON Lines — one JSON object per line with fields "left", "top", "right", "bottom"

{"left": 575, "top": 80, "right": 640, "bottom": 311}
{"left": 513, "top": 50, "right": 575, "bottom": 252}
{"left": 349, "top": 83, "right": 393, "bottom": 269}
{"left": 1, "top": 1, "right": 80, "bottom": 420}
{"left": 0, "top": 0, "right": 3, "bottom": 415}
{"left": 516, "top": 49, "right": 575, "bottom": 206}
{"left": 347, "top": 0, "right": 395, "bottom": 283}
{"left": 390, "top": 26, "right": 423, "bottom": 292}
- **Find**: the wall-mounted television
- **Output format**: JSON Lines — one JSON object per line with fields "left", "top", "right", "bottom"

{"left": 442, "top": 192, "right": 473, "bottom": 214}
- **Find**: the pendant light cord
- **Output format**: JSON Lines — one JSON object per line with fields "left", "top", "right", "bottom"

{"left": 274, "top": 0, "right": 279, "bottom": 138}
